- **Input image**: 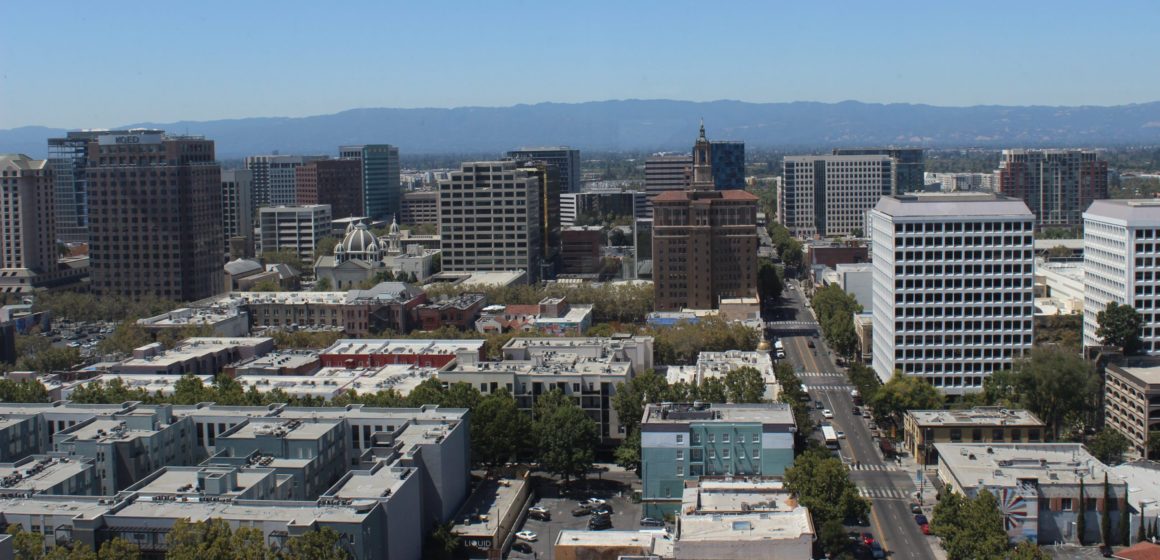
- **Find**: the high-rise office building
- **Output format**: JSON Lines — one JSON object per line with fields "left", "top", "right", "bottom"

{"left": 1082, "top": 200, "right": 1160, "bottom": 354}
{"left": 833, "top": 147, "right": 925, "bottom": 193}
{"left": 400, "top": 190, "right": 438, "bottom": 226}
{"left": 438, "top": 161, "right": 542, "bottom": 283}
{"left": 87, "top": 131, "right": 224, "bottom": 301}
{"left": 339, "top": 145, "right": 401, "bottom": 221}
{"left": 780, "top": 154, "right": 894, "bottom": 237}
{"left": 296, "top": 159, "right": 363, "bottom": 220}
{"left": 996, "top": 149, "right": 1108, "bottom": 229}
{"left": 644, "top": 154, "right": 692, "bottom": 215}
{"left": 221, "top": 169, "right": 253, "bottom": 256}
{"left": 258, "top": 205, "right": 333, "bottom": 263}
{"left": 505, "top": 147, "right": 580, "bottom": 194}
{"left": 0, "top": 155, "right": 59, "bottom": 293}
{"left": 709, "top": 141, "right": 746, "bottom": 190}
{"left": 868, "top": 193, "right": 1035, "bottom": 394}
{"left": 652, "top": 188, "right": 759, "bottom": 310}
{"left": 48, "top": 130, "right": 165, "bottom": 244}
{"left": 244, "top": 155, "right": 327, "bottom": 209}
{"left": 507, "top": 158, "right": 562, "bottom": 277}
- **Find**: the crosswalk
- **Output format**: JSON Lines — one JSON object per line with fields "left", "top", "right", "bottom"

{"left": 848, "top": 463, "right": 896, "bottom": 472}
{"left": 797, "top": 371, "right": 847, "bottom": 378}
{"left": 858, "top": 487, "right": 911, "bottom": 499}
{"left": 807, "top": 384, "right": 854, "bottom": 391}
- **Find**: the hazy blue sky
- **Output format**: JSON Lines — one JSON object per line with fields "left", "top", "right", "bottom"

{"left": 2, "top": 0, "right": 1157, "bottom": 129}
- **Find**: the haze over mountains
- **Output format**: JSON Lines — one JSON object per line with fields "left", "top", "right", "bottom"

{"left": 4, "top": 99, "right": 1160, "bottom": 158}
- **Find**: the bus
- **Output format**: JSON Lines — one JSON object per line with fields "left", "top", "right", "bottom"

{"left": 821, "top": 425, "right": 839, "bottom": 450}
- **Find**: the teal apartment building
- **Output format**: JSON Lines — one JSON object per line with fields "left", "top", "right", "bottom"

{"left": 640, "top": 403, "right": 796, "bottom": 517}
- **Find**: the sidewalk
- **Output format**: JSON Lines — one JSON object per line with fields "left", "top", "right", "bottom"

{"left": 894, "top": 450, "right": 947, "bottom": 560}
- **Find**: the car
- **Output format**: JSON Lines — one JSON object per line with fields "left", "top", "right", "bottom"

{"left": 822, "top": 409, "right": 834, "bottom": 419}
{"left": 868, "top": 421, "right": 878, "bottom": 430}
{"left": 572, "top": 506, "right": 593, "bottom": 516}
{"left": 836, "top": 431, "right": 845, "bottom": 439}
{"left": 870, "top": 541, "right": 885, "bottom": 559}
{"left": 914, "top": 514, "right": 929, "bottom": 526}
{"left": 515, "top": 530, "right": 538, "bottom": 542}
{"left": 860, "top": 533, "right": 875, "bottom": 546}
{"left": 640, "top": 517, "right": 665, "bottom": 527}
{"left": 589, "top": 516, "right": 612, "bottom": 530}
{"left": 528, "top": 507, "right": 551, "bottom": 521}
{"left": 862, "top": 409, "right": 871, "bottom": 419}
{"left": 909, "top": 502, "right": 923, "bottom": 514}
{"left": 592, "top": 503, "right": 613, "bottom": 515}
{"left": 921, "top": 523, "right": 932, "bottom": 535}
{"left": 851, "top": 406, "right": 861, "bottom": 415}
{"left": 579, "top": 498, "right": 606, "bottom": 507}
{"left": 529, "top": 506, "right": 549, "bottom": 515}
{"left": 512, "top": 542, "right": 534, "bottom": 554}
{"left": 815, "top": 400, "right": 824, "bottom": 410}
{"left": 807, "top": 340, "right": 816, "bottom": 348}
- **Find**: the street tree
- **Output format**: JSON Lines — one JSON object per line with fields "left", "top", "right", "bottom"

{"left": 1009, "top": 541, "right": 1050, "bottom": 560}
{"left": 1005, "top": 347, "right": 1100, "bottom": 439}
{"left": 930, "top": 489, "right": 1009, "bottom": 560}
{"left": 693, "top": 376, "right": 728, "bottom": 403}
{"left": 406, "top": 377, "right": 447, "bottom": 408}
{"left": 534, "top": 390, "right": 598, "bottom": 481}
{"left": 758, "top": 259, "right": 783, "bottom": 303}
{"left": 615, "top": 428, "right": 642, "bottom": 473}
{"left": 0, "top": 378, "right": 51, "bottom": 403}
{"left": 870, "top": 373, "right": 943, "bottom": 428}
{"left": 279, "top": 528, "right": 349, "bottom": 560}
{"left": 612, "top": 370, "right": 670, "bottom": 436}
{"left": 472, "top": 388, "right": 531, "bottom": 467}
{"left": 724, "top": 366, "right": 766, "bottom": 403}
{"left": 97, "top": 538, "right": 141, "bottom": 560}
{"left": 784, "top": 447, "right": 869, "bottom": 529}
{"left": 1088, "top": 428, "right": 1130, "bottom": 465}
{"left": 1097, "top": 301, "right": 1143, "bottom": 354}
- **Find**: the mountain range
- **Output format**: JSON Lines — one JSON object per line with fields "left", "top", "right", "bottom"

{"left": 3, "top": 99, "right": 1160, "bottom": 158}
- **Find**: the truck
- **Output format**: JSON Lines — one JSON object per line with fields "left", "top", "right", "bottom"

{"left": 773, "top": 339, "right": 786, "bottom": 359}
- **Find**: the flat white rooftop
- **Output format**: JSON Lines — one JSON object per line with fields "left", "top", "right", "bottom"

{"left": 678, "top": 508, "right": 813, "bottom": 542}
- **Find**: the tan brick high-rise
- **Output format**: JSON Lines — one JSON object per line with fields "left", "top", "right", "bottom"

{"left": 86, "top": 131, "right": 223, "bottom": 301}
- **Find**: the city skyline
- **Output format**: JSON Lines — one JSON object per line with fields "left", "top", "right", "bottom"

{"left": 2, "top": 0, "right": 1158, "bottom": 129}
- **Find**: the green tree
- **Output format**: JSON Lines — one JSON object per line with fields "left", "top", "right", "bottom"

{"left": 43, "top": 544, "right": 96, "bottom": 560}
{"left": 614, "top": 428, "right": 642, "bottom": 473}
{"left": 249, "top": 279, "right": 282, "bottom": 292}
{"left": 612, "top": 370, "right": 669, "bottom": 436}
{"left": 171, "top": 373, "right": 212, "bottom": 405}
{"left": 1088, "top": 428, "right": 1130, "bottom": 465}
{"left": 1097, "top": 301, "right": 1144, "bottom": 354}
{"left": 784, "top": 447, "right": 869, "bottom": 529}
{"left": 991, "top": 347, "right": 1101, "bottom": 439}
{"left": 442, "top": 382, "right": 482, "bottom": 410}
{"left": 534, "top": 390, "right": 598, "bottom": 481}
{"left": 315, "top": 236, "right": 339, "bottom": 260}
{"left": 279, "top": 528, "right": 350, "bottom": 560}
{"left": 0, "top": 378, "right": 51, "bottom": 403}
{"left": 1140, "top": 500, "right": 1148, "bottom": 543}
{"left": 818, "top": 518, "right": 850, "bottom": 558}
{"left": 471, "top": 388, "right": 531, "bottom": 467}
{"left": 261, "top": 249, "right": 307, "bottom": 273}
{"left": 97, "top": 538, "right": 141, "bottom": 560}
{"left": 1102, "top": 473, "right": 1113, "bottom": 548}
{"left": 824, "top": 310, "right": 858, "bottom": 358}
{"left": 1078, "top": 476, "right": 1087, "bottom": 544}
{"left": 99, "top": 320, "right": 153, "bottom": 355}
{"left": 724, "top": 366, "right": 766, "bottom": 403}
{"left": 315, "top": 277, "right": 333, "bottom": 292}
{"left": 1009, "top": 541, "right": 1050, "bottom": 560}
{"left": 758, "top": 259, "right": 783, "bottom": 303}
{"left": 693, "top": 376, "right": 728, "bottom": 403}
{"left": 7, "top": 524, "right": 45, "bottom": 559}
{"left": 15, "top": 344, "right": 82, "bottom": 373}
{"left": 425, "top": 522, "right": 460, "bottom": 560}
{"left": 870, "top": 373, "right": 943, "bottom": 428}
{"left": 69, "top": 378, "right": 150, "bottom": 404}
{"left": 1121, "top": 485, "right": 1131, "bottom": 547}
{"left": 931, "top": 489, "right": 1009, "bottom": 560}
{"left": 407, "top": 377, "right": 447, "bottom": 408}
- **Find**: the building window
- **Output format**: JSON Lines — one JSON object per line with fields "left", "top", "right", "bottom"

{"left": 722, "top": 433, "right": 730, "bottom": 443}
{"left": 1061, "top": 498, "right": 1073, "bottom": 511}
{"left": 722, "top": 449, "right": 730, "bottom": 459}
{"left": 676, "top": 450, "right": 684, "bottom": 460}
{"left": 949, "top": 429, "right": 962, "bottom": 442}
{"left": 1028, "top": 429, "right": 1041, "bottom": 442}
{"left": 971, "top": 428, "right": 983, "bottom": 442}
{"left": 676, "top": 434, "right": 684, "bottom": 444}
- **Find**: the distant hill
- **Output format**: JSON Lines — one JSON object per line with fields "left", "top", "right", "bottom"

{"left": 4, "top": 99, "right": 1160, "bottom": 158}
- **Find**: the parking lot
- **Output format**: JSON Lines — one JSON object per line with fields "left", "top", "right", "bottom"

{"left": 507, "top": 465, "right": 644, "bottom": 559}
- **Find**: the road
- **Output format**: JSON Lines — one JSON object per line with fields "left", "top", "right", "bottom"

{"left": 770, "top": 281, "right": 937, "bottom": 560}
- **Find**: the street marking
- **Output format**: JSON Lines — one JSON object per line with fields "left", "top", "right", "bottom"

{"left": 797, "top": 371, "right": 847, "bottom": 377}
{"left": 849, "top": 463, "right": 896, "bottom": 472}
{"left": 806, "top": 384, "right": 854, "bottom": 390}
{"left": 859, "top": 486, "right": 909, "bottom": 499}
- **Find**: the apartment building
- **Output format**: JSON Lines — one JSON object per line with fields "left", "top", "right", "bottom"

{"left": 834, "top": 147, "right": 925, "bottom": 193}
{"left": 997, "top": 149, "right": 1108, "bottom": 229}
{"left": 1082, "top": 200, "right": 1160, "bottom": 354}
{"left": 639, "top": 402, "right": 797, "bottom": 517}
{"left": 869, "top": 194, "right": 1035, "bottom": 392}
{"left": 438, "top": 161, "right": 542, "bottom": 283}
{"left": 903, "top": 407, "right": 1046, "bottom": 465}
{"left": 0, "top": 155, "right": 60, "bottom": 293}
{"left": 258, "top": 204, "right": 332, "bottom": 263}
{"left": 221, "top": 169, "right": 253, "bottom": 256}
{"left": 780, "top": 154, "right": 894, "bottom": 238}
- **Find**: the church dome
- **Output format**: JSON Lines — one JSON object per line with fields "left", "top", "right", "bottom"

{"left": 336, "top": 223, "right": 381, "bottom": 262}
{"left": 756, "top": 338, "right": 772, "bottom": 353}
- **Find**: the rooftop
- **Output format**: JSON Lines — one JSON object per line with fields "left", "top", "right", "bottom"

{"left": 0, "top": 456, "right": 92, "bottom": 493}
{"left": 874, "top": 193, "right": 1033, "bottom": 218}
{"left": 1086, "top": 199, "right": 1160, "bottom": 226}
{"left": 325, "top": 463, "right": 414, "bottom": 500}
{"left": 682, "top": 479, "right": 790, "bottom": 514}
{"left": 677, "top": 508, "right": 813, "bottom": 542}
{"left": 85, "top": 374, "right": 215, "bottom": 396}
{"left": 652, "top": 189, "right": 759, "bottom": 203}
{"left": 128, "top": 466, "right": 274, "bottom": 498}
{"left": 1110, "top": 363, "right": 1160, "bottom": 386}
{"left": 321, "top": 339, "right": 485, "bottom": 356}
{"left": 452, "top": 478, "right": 527, "bottom": 538}
{"left": 447, "top": 358, "right": 632, "bottom": 377}
{"left": 553, "top": 530, "right": 656, "bottom": 549}
{"left": 642, "top": 403, "right": 795, "bottom": 426}
{"left": 138, "top": 304, "right": 244, "bottom": 328}
{"left": 222, "top": 418, "right": 340, "bottom": 442}
{"left": 65, "top": 418, "right": 159, "bottom": 443}
{"left": 908, "top": 407, "right": 1045, "bottom": 428}
{"left": 934, "top": 443, "right": 1120, "bottom": 487}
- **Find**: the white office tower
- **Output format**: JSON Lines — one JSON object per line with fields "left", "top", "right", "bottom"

{"left": 1083, "top": 200, "right": 1160, "bottom": 354}
{"left": 781, "top": 154, "right": 894, "bottom": 238}
{"left": 869, "top": 194, "right": 1035, "bottom": 394}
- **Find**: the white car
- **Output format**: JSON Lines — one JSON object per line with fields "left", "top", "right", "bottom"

{"left": 528, "top": 506, "right": 549, "bottom": 515}
{"left": 515, "top": 530, "right": 538, "bottom": 542}
{"left": 836, "top": 431, "right": 846, "bottom": 439}
{"left": 822, "top": 409, "right": 834, "bottom": 419}
{"left": 579, "top": 498, "right": 606, "bottom": 507}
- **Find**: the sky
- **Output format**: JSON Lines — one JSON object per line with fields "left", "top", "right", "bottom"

{"left": 1, "top": 0, "right": 1158, "bottom": 129}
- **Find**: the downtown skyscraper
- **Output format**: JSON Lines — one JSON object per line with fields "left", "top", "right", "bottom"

{"left": 86, "top": 130, "right": 223, "bottom": 300}
{"left": 340, "top": 144, "right": 401, "bottom": 221}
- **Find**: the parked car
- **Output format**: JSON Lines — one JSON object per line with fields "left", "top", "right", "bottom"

{"left": 862, "top": 409, "right": 871, "bottom": 419}
{"left": 512, "top": 542, "right": 534, "bottom": 554}
{"left": 860, "top": 533, "right": 875, "bottom": 546}
{"left": 592, "top": 503, "right": 613, "bottom": 515}
{"left": 815, "top": 400, "right": 824, "bottom": 410}
{"left": 909, "top": 503, "right": 922, "bottom": 514}
{"left": 589, "top": 516, "right": 612, "bottom": 530}
{"left": 640, "top": 517, "right": 665, "bottom": 528}
{"left": 578, "top": 498, "right": 606, "bottom": 507}
{"left": 822, "top": 409, "right": 834, "bottom": 419}
{"left": 921, "top": 523, "right": 932, "bottom": 535}
{"left": 914, "top": 514, "right": 929, "bottom": 526}
{"left": 572, "top": 506, "right": 593, "bottom": 516}
{"left": 851, "top": 406, "right": 861, "bottom": 415}
{"left": 807, "top": 340, "right": 816, "bottom": 348}
{"left": 836, "top": 431, "right": 845, "bottom": 439}
{"left": 515, "top": 530, "right": 538, "bottom": 542}
{"left": 528, "top": 507, "right": 550, "bottom": 521}
{"left": 870, "top": 541, "right": 885, "bottom": 559}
